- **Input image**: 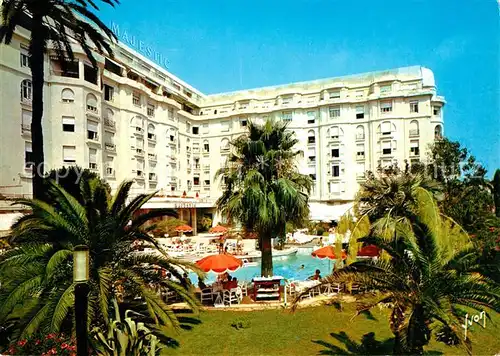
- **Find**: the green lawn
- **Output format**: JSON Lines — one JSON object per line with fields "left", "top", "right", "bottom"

{"left": 163, "top": 305, "right": 500, "bottom": 356}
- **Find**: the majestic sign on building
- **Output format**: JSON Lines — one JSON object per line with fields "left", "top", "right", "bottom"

{"left": 110, "top": 22, "right": 169, "bottom": 69}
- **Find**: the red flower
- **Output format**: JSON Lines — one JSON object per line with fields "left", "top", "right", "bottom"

{"left": 17, "top": 339, "right": 27, "bottom": 347}
{"left": 489, "top": 227, "right": 495, "bottom": 232}
{"left": 35, "top": 339, "right": 41, "bottom": 345}
{"left": 61, "top": 343, "right": 69, "bottom": 349}
{"left": 470, "top": 234, "right": 476, "bottom": 238}
{"left": 46, "top": 333, "right": 56, "bottom": 340}
{"left": 70, "top": 345, "right": 77, "bottom": 351}
{"left": 50, "top": 347, "right": 58, "bottom": 354}
{"left": 8, "top": 346, "right": 16, "bottom": 354}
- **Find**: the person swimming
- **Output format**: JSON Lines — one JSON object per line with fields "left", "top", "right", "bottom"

{"left": 299, "top": 264, "right": 305, "bottom": 270}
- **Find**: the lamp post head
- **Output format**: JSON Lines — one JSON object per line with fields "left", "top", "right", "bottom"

{"left": 73, "top": 245, "right": 89, "bottom": 283}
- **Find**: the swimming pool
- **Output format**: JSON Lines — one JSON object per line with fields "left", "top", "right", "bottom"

{"left": 189, "top": 247, "right": 337, "bottom": 284}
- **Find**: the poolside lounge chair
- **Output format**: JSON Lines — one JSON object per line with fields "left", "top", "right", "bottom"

{"left": 238, "top": 282, "right": 248, "bottom": 297}
{"left": 323, "top": 282, "right": 342, "bottom": 295}
{"left": 200, "top": 287, "right": 214, "bottom": 304}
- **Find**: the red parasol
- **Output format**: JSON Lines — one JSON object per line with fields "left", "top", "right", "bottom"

{"left": 196, "top": 254, "right": 243, "bottom": 274}
{"left": 311, "top": 245, "right": 347, "bottom": 260}
{"left": 175, "top": 224, "right": 193, "bottom": 233}
{"left": 357, "top": 245, "right": 380, "bottom": 258}
{"left": 209, "top": 225, "right": 228, "bottom": 234}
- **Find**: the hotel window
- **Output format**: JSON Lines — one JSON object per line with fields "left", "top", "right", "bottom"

{"left": 380, "top": 84, "right": 392, "bottom": 93}
{"left": 63, "top": 145, "right": 76, "bottom": 164}
{"left": 221, "top": 121, "right": 230, "bottom": 132}
{"left": 329, "top": 106, "right": 340, "bottom": 118}
{"left": 282, "top": 111, "right": 292, "bottom": 122}
{"left": 106, "top": 156, "right": 115, "bottom": 176}
{"left": 331, "top": 148, "right": 340, "bottom": 158}
{"left": 62, "top": 116, "right": 75, "bottom": 132}
{"left": 307, "top": 111, "right": 316, "bottom": 124}
{"left": 24, "top": 142, "right": 33, "bottom": 169}
{"left": 20, "top": 50, "right": 30, "bottom": 68}
{"left": 380, "top": 101, "right": 392, "bottom": 113}
{"left": 186, "top": 122, "right": 191, "bottom": 133}
{"left": 203, "top": 141, "right": 210, "bottom": 153}
{"left": 221, "top": 138, "right": 230, "bottom": 151}
{"left": 308, "top": 155, "right": 316, "bottom": 163}
{"left": 309, "top": 174, "right": 316, "bottom": 181}
{"left": 132, "top": 92, "right": 141, "bottom": 106}
{"left": 21, "top": 109, "right": 32, "bottom": 133}
{"left": 61, "top": 88, "right": 75, "bottom": 103}
{"left": 356, "top": 162, "right": 365, "bottom": 177}
{"left": 356, "top": 125, "right": 365, "bottom": 140}
{"left": 193, "top": 177, "right": 200, "bottom": 186}
{"left": 355, "top": 90, "right": 363, "bottom": 98}
{"left": 89, "top": 148, "right": 97, "bottom": 169}
{"left": 332, "top": 165, "right": 340, "bottom": 177}
{"left": 410, "top": 101, "right": 419, "bottom": 113}
{"left": 282, "top": 95, "right": 292, "bottom": 105}
{"left": 307, "top": 130, "right": 315, "bottom": 144}
{"left": 329, "top": 90, "right": 340, "bottom": 99}
{"left": 356, "top": 143, "right": 365, "bottom": 158}
{"left": 86, "top": 93, "right": 98, "bottom": 112}
{"left": 136, "top": 160, "right": 144, "bottom": 176}
{"left": 381, "top": 121, "right": 392, "bottom": 135}
{"left": 87, "top": 121, "right": 98, "bottom": 140}
{"left": 104, "top": 85, "right": 114, "bottom": 101}
{"left": 83, "top": 63, "right": 98, "bottom": 84}
{"left": 21, "top": 79, "right": 32, "bottom": 102}
{"left": 147, "top": 124, "right": 155, "bottom": 140}
{"left": 433, "top": 106, "right": 441, "bottom": 116}
{"left": 330, "top": 126, "right": 342, "bottom": 139}
{"left": 168, "top": 107, "right": 174, "bottom": 120}
{"left": 381, "top": 141, "right": 392, "bottom": 155}
{"left": 147, "top": 103, "right": 155, "bottom": 117}
{"left": 240, "top": 119, "right": 247, "bottom": 127}
{"left": 410, "top": 140, "right": 420, "bottom": 156}
{"left": 220, "top": 155, "right": 228, "bottom": 167}
{"left": 434, "top": 125, "right": 443, "bottom": 139}
{"left": 355, "top": 105, "right": 365, "bottom": 119}
{"left": 204, "top": 179, "right": 210, "bottom": 186}
{"left": 409, "top": 120, "right": 419, "bottom": 136}
{"left": 192, "top": 126, "right": 199, "bottom": 135}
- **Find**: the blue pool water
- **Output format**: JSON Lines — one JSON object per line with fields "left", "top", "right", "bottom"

{"left": 189, "top": 248, "right": 337, "bottom": 284}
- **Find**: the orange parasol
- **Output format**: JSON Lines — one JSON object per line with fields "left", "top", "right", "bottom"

{"left": 196, "top": 254, "right": 243, "bottom": 274}
{"left": 209, "top": 225, "right": 228, "bottom": 234}
{"left": 311, "top": 245, "right": 347, "bottom": 260}
{"left": 175, "top": 224, "right": 193, "bottom": 233}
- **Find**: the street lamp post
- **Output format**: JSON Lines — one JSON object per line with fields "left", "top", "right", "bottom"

{"left": 73, "top": 245, "right": 90, "bottom": 356}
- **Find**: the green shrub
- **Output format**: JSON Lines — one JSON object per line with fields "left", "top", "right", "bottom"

{"left": 316, "top": 227, "right": 325, "bottom": 236}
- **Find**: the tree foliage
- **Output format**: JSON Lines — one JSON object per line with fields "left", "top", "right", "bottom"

{"left": 0, "top": 179, "right": 201, "bottom": 342}
{"left": 216, "top": 119, "right": 312, "bottom": 276}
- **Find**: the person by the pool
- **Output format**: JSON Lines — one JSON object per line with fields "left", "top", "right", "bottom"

{"left": 299, "top": 264, "right": 305, "bottom": 270}
{"left": 308, "top": 269, "right": 321, "bottom": 280}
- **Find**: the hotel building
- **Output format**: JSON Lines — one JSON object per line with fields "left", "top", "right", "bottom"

{"left": 0, "top": 20, "right": 445, "bottom": 233}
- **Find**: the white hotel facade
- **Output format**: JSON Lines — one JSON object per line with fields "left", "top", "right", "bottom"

{"left": 0, "top": 21, "right": 445, "bottom": 233}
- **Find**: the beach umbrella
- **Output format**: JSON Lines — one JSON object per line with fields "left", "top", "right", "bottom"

{"left": 209, "top": 225, "right": 228, "bottom": 234}
{"left": 311, "top": 245, "right": 347, "bottom": 272}
{"left": 175, "top": 224, "right": 193, "bottom": 233}
{"left": 196, "top": 254, "right": 243, "bottom": 274}
{"left": 358, "top": 244, "right": 380, "bottom": 258}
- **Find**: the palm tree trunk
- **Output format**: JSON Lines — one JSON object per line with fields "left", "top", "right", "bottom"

{"left": 393, "top": 332, "right": 405, "bottom": 355}
{"left": 29, "top": 17, "right": 46, "bottom": 200}
{"left": 260, "top": 234, "right": 273, "bottom": 277}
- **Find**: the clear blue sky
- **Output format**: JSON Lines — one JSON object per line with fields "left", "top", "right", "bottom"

{"left": 97, "top": 0, "right": 500, "bottom": 174}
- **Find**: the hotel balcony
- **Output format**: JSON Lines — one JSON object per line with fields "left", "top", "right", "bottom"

{"left": 148, "top": 153, "right": 157, "bottom": 162}
{"left": 104, "top": 118, "right": 116, "bottom": 130}
{"left": 133, "top": 126, "right": 144, "bottom": 136}
{"left": 21, "top": 124, "right": 31, "bottom": 136}
{"left": 135, "top": 171, "right": 145, "bottom": 180}
{"left": 149, "top": 173, "right": 157, "bottom": 182}
{"left": 87, "top": 134, "right": 100, "bottom": 144}
{"left": 105, "top": 169, "right": 115, "bottom": 179}
{"left": 89, "top": 163, "right": 98, "bottom": 172}
{"left": 104, "top": 143, "right": 116, "bottom": 152}
{"left": 147, "top": 134, "right": 156, "bottom": 143}
{"left": 193, "top": 164, "right": 201, "bottom": 172}
{"left": 355, "top": 134, "right": 365, "bottom": 141}
{"left": 409, "top": 129, "right": 420, "bottom": 137}
{"left": 134, "top": 148, "right": 144, "bottom": 157}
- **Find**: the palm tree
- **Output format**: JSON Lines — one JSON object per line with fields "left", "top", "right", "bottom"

{"left": 0, "top": 178, "right": 201, "bottom": 341}
{"left": 0, "top": 0, "right": 118, "bottom": 199}
{"left": 216, "top": 119, "right": 312, "bottom": 276}
{"left": 296, "top": 192, "right": 500, "bottom": 355}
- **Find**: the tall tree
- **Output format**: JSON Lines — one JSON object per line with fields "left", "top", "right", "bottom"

{"left": 426, "top": 138, "right": 494, "bottom": 232}
{"left": 0, "top": 0, "right": 118, "bottom": 199}
{"left": 296, "top": 193, "right": 499, "bottom": 355}
{"left": 0, "top": 178, "right": 201, "bottom": 341}
{"left": 216, "top": 119, "right": 312, "bottom": 276}
{"left": 493, "top": 169, "right": 500, "bottom": 217}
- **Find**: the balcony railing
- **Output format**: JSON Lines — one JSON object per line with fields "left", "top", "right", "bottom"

{"left": 409, "top": 129, "right": 420, "bottom": 137}
{"left": 21, "top": 124, "right": 31, "bottom": 135}
{"left": 148, "top": 153, "right": 157, "bottom": 161}
{"left": 88, "top": 134, "right": 99, "bottom": 142}
{"left": 86, "top": 105, "right": 98, "bottom": 114}
{"left": 149, "top": 174, "right": 157, "bottom": 182}
{"left": 104, "top": 118, "right": 116, "bottom": 128}
{"left": 105, "top": 143, "right": 116, "bottom": 152}
{"left": 135, "top": 148, "right": 144, "bottom": 156}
